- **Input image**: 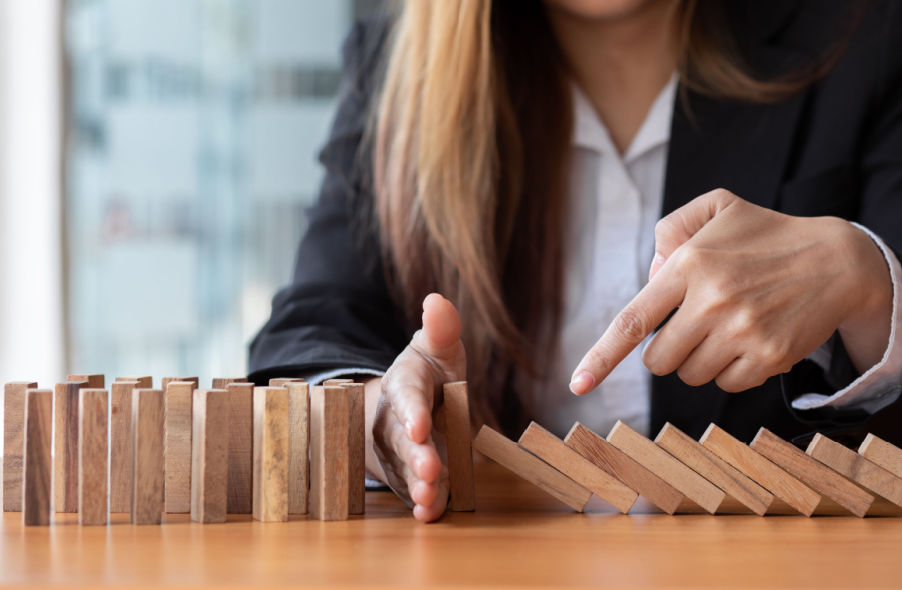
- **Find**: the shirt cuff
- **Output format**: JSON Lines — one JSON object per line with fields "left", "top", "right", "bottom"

{"left": 792, "top": 223, "right": 902, "bottom": 413}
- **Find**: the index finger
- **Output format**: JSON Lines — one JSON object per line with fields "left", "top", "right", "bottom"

{"left": 570, "top": 267, "right": 687, "bottom": 395}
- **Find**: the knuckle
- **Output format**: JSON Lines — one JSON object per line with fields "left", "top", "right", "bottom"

{"left": 677, "top": 365, "right": 708, "bottom": 388}
{"left": 654, "top": 216, "right": 675, "bottom": 241}
{"left": 715, "top": 374, "right": 745, "bottom": 393}
{"left": 614, "top": 306, "right": 649, "bottom": 343}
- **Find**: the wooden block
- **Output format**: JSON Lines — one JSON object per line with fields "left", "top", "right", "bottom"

{"left": 473, "top": 425, "right": 590, "bottom": 511}
{"left": 54, "top": 381, "right": 85, "bottom": 512}
{"left": 3, "top": 381, "right": 37, "bottom": 511}
{"left": 131, "top": 389, "right": 164, "bottom": 525}
{"left": 859, "top": 433, "right": 902, "bottom": 478}
{"left": 656, "top": 423, "right": 773, "bottom": 516}
{"left": 343, "top": 382, "right": 366, "bottom": 515}
{"left": 22, "top": 389, "right": 52, "bottom": 526}
{"left": 253, "top": 386, "right": 290, "bottom": 522}
{"left": 269, "top": 378, "right": 306, "bottom": 387}
{"left": 438, "top": 381, "right": 475, "bottom": 512}
{"left": 109, "top": 381, "right": 137, "bottom": 512}
{"left": 191, "top": 389, "right": 230, "bottom": 523}
{"left": 286, "top": 382, "right": 310, "bottom": 515}
{"left": 68, "top": 374, "right": 104, "bottom": 389}
{"left": 164, "top": 381, "right": 193, "bottom": 513}
{"left": 520, "top": 422, "right": 637, "bottom": 513}
{"left": 116, "top": 376, "right": 152, "bottom": 389}
{"left": 322, "top": 378, "right": 353, "bottom": 385}
{"left": 700, "top": 424, "right": 820, "bottom": 516}
{"left": 78, "top": 388, "right": 108, "bottom": 525}
{"left": 565, "top": 422, "right": 684, "bottom": 514}
{"left": 806, "top": 433, "right": 902, "bottom": 508}
{"left": 161, "top": 377, "right": 199, "bottom": 391}
{"left": 212, "top": 377, "right": 249, "bottom": 390}
{"left": 607, "top": 420, "right": 724, "bottom": 514}
{"left": 309, "top": 385, "right": 350, "bottom": 521}
{"left": 226, "top": 382, "right": 254, "bottom": 514}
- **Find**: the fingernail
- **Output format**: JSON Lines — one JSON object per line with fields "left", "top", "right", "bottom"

{"left": 569, "top": 370, "right": 595, "bottom": 395}
{"left": 405, "top": 420, "right": 414, "bottom": 439}
{"left": 653, "top": 252, "right": 666, "bottom": 266}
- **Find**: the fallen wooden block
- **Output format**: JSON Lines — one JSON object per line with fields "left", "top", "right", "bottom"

{"left": 655, "top": 422, "right": 773, "bottom": 516}
{"left": 131, "top": 389, "right": 165, "bottom": 525}
{"left": 54, "top": 381, "right": 85, "bottom": 513}
{"left": 78, "top": 388, "right": 108, "bottom": 525}
{"left": 3, "top": 381, "right": 37, "bottom": 512}
{"left": 700, "top": 424, "right": 820, "bottom": 516}
{"left": 68, "top": 374, "right": 104, "bottom": 389}
{"left": 437, "top": 381, "right": 475, "bottom": 512}
{"left": 806, "top": 433, "right": 902, "bottom": 509}
{"left": 212, "top": 377, "right": 249, "bottom": 390}
{"left": 309, "top": 385, "right": 349, "bottom": 521}
{"left": 161, "top": 377, "right": 199, "bottom": 391}
{"left": 520, "top": 422, "right": 637, "bottom": 513}
{"left": 473, "top": 425, "right": 591, "bottom": 512}
{"left": 287, "top": 382, "right": 310, "bottom": 515}
{"left": 117, "top": 376, "right": 153, "bottom": 389}
{"left": 607, "top": 420, "right": 724, "bottom": 514}
{"left": 164, "top": 381, "right": 194, "bottom": 513}
{"left": 253, "top": 386, "right": 290, "bottom": 522}
{"left": 23, "top": 389, "right": 52, "bottom": 526}
{"left": 110, "top": 380, "right": 137, "bottom": 513}
{"left": 191, "top": 389, "right": 230, "bottom": 523}
{"left": 227, "top": 382, "right": 254, "bottom": 514}
{"left": 859, "top": 433, "right": 902, "bottom": 479}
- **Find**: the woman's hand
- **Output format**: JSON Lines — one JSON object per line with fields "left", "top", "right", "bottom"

{"left": 366, "top": 293, "right": 466, "bottom": 522}
{"left": 569, "top": 189, "right": 893, "bottom": 395}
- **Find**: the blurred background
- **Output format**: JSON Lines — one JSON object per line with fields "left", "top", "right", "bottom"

{"left": 0, "top": 0, "right": 383, "bottom": 387}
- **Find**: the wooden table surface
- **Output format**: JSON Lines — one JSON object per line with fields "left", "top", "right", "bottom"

{"left": 2, "top": 461, "right": 901, "bottom": 589}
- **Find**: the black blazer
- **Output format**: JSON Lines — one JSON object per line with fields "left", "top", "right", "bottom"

{"left": 249, "top": 1, "right": 902, "bottom": 446}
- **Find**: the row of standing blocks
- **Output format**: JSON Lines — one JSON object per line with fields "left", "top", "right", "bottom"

{"left": 473, "top": 420, "right": 902, "bottom": 517}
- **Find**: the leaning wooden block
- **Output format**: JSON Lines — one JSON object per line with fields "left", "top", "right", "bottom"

{"left": 656, "top": 423, "right": 773, "bottom": 516}
{"left": 23, "top": 389, "right": 52, "bottom": 526}
{"left": 806, "top": 433, "right": 902, "bottom": 509}
{"left": 227, "top": 382, "right": 254, "bottom": 514}
{"left": 54, "top": 381, "right": 85, "bottom": 512}
{"left": 68, "top": 374, "right": 104, "bottom": 389}
{"left": 161, "top": 377, "right": 199, "bottom": 391}
{"left": 164, "top": 381, "right": 194, "bottom": 513}
{"left": 287, "top": 382, "right": 310, "bottom": 515}
{"left": 110, "top": 381, "right": 137, "bottom": 513}
{"left": 700, "top": 424, "right": 820, "bottom": 516}
{"left": 859, "top": 433, "right": 902, "bottom": 479}
{"left": 116, "top": 376, "right": 153, "bottom": 389}
{"left": 473, "top": 425, "right": 591, "bottom": 512}
{"left": 607, "top": 420, "right": 724, "bottom": 514}
{"left": 78, "top": 388, "right": 109, "bottom": 525}
{"left": 253, "top": 386, "right": 290, "bottom": 522}
{"left": 565, "top": 422, "right": 684, "bottom": 514}
{"left": 131, "top": 389, "right": 165, "bottom": 525}
{"left": 309, "top": 385, "right": 349, "bottom": 521}
{"left": 4, "top": 381, "right": 37, "bottom": 511}
{"left": 344, "top": 382, "right": 366, "bottom": 515}
{"left": 520, "top": 422, "right": 637, "bottom": 513}
{"left": 212, "top": 377, "right": 249, "bottom": 390}
{"left": 191, "top": 389, "right": 230, "bottom": 523}
{"left": 438, "top": 381, "right": 475, "bottom": 512}
{"left": 751, "top": 428, "right": 873, "bottom": 517}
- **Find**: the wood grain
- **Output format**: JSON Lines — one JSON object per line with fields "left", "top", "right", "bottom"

{"left": 68, "top": 374, "right": 104, "bottom": 389}
{"left": 287, "top": 382, "right": 309, "bottom": 515}
{"left": 164, "top": 381, "right": 194, "bottom": 513}
{"left": 607, "top": 420, "right": 724, "bottom": 514}
{"left": 131, "top": 389, "right": 164, "bottom": 525}
{"left": 439, "top": 381, "right": 475, "bottom": 512}
{"left": 343, "top": 382, "right": 366, "bottom": 515}
{"left": 78, "top": 388, "right": 108, "bottom": 525}
{"left": 309, "top": 385, "right": 349, "bottom": 521}
{"left": 226, "top": 383, "right": 254, "bottom": 514}
{"left": 751, "top": 428, "right": 873, "bottom": 517}
{"left": 212, "top": 377, "right": 249, "bottom": 390}
{"left": 473, "top": 425, "right": 591, "bottom": 512}
{"left": 117, "top": 376, "right": 152, "bottom": 389}
{"left": 859, "top": 433, "right": 902, "bottom": 478}
{"left": 806, "top": 433, "right": 902, "bottom": 508}
{"left": 520, "top": 422, "right": 637, "bottom": 513}
{"left": 656, "top": 423, "right": 773, "bottom": 516}
{"left": 54, "top": 381, "right": 85, "bottom": 512}
{"left": 253, "top": 386, "right": 289, "bottom": 522}
{"left": 161, "top": 377, "right": 199, "bottom": 391}
{"left": 700, "top": 424, "right": 820, "bottom": 516}
{"left": 191, "top": 389, "right": 230, "bottom": 523}
{"left": 109, "top": 381, "right": 137, "bottom": 513}
{"left": 3, "top": 381, "right": 37, "bottom": 511}
{"left": 22, "top": 389, "right": 52, "bottom": 525}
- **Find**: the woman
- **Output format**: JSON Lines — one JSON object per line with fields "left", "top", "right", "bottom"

{"left": 250, "top": 0, "right": 902, "bottom": 522}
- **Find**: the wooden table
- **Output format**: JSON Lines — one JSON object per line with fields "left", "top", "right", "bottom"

{"left": 2, "top": 461, "right": 900, "bottom": 588}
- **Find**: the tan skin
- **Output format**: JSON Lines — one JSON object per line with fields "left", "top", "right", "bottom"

{"left": 365, "top": 0, "right": 894, "bottom": 522}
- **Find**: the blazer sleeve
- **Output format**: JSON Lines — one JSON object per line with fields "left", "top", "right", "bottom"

{"left": 247, "top": 18, "right": 409, "bottom": 384}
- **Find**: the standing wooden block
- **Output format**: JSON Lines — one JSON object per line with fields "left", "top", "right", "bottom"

{"left": 700, "top": 424, "right": 820, "bottom": 516}
{"left": 565, "top": 422, "right": 684, "bottom": 514}
{"left": 164, "top": 381, "right": 194, "bottom": 513}
{"left": 213, "top": 377, "right": 249, "bottom": 390}
{"left": 68, "top": 374, "right": 104, "bottom": 389}
{"left": 227, "top": 383, "right": 254, "bottom": 514}
{"left": 656, "top": 423, "right": 773, "bottom": 516}
{"left": 438, "top": 381, "right": 475, "bottom": 512}
{"left": 806, "top": 433, "right": 902, "bottom": 508}
{"left": 131, "top": 389, "right": 164, "bottom": 525}
{"left": 322, "top": 378, "right": 353, "bottom": 385}
{"left": 859, "top": 433, "right": 902, "bottom": 478}
{"left": 520, "top": 422, "right": 637, "bottom": 513}
{"left": 161, "top": 377, "right": 199, "bottom": 391}
{"left": 309, "top": 385, "right": 349, "bottom": 521}
{"left": 22, "top": 389, "right": 52, "bottom": 526}
{"left": 109, "top": 381, "right": 137, "bottom": 513}
{"left": 343, "top": 382, "right": 366, "bottom": 515}
{"left": 269, "top": 378, "right": 305, "bottom": 387}
{"left": 253, "top": 386, "right": 290, "bottom": 522}
{"left": 191, "top": 389, "right": 230, "bottom": 523}
{"left": 473, "top": 425, "right": 591, "bottom": 511}
{"left": 3, "top": 381, "right": 37, "bottom": 511}
{"left": 286, "top": 382, "right": 310, "bottom": 515}
{"left": 751, "top": 428, "right": 873, "bottom": 517}
{"left": 78, "top": 388, "right": 108, "bottom": 525}
{"left": 606, "top": 420, "right": 724, "bottom": 514}
{"left": 54, "top": 381, "right": 85, "bottom": 512}
{"left": 117, "top": 376, "right": 153, "bottom": 389}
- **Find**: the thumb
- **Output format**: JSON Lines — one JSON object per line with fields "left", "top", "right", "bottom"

{"left": 649, "top": 188, "right": 738, "bottom": 280}
{"left": 416, "top": 293, "right": 463, "bottom": 365}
